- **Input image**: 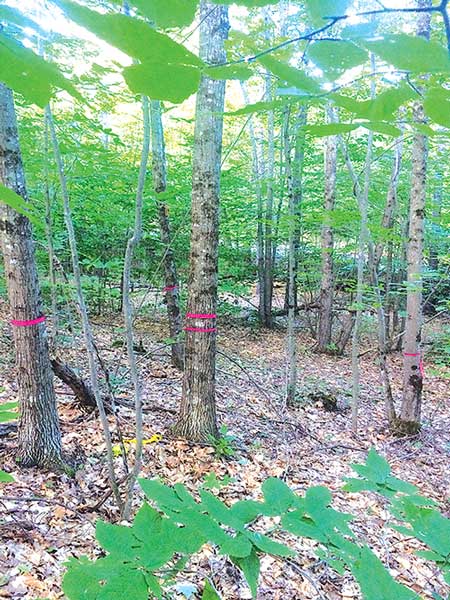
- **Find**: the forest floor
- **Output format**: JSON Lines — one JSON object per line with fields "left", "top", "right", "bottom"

{"left": 0, "top": 300, "right": 449, "bottom": 600}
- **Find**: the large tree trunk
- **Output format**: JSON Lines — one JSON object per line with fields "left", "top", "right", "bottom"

{"left": 317, "top": 106, "right": 337, "bottom": 353}
{"left": 398, "top": 1, "right": 430, "bottom": 434}
{"left": 150, "top": 99, "right": 184, "bottom": 370}
{"left": 172, "top": 1, "right": 229, "bottom": 441}
{"left": 0, "top": 83, "right": 63, "bottom": 469}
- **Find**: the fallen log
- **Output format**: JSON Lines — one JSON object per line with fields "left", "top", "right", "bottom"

{"left": 51, "top": 358, "right": 112, "bottom": 413}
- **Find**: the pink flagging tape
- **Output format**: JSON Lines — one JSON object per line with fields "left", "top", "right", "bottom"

{"left": 163, "top": 285, "right": 178, "bottom": 292}
{"left": 10, "top": 315, "right": 47, "bottom": 327}
{"left": 184, "top": 326, "right": 217, "bottom": 333}
{"left": 404, "top": 352, "right": 425, "bottom": 377}
{"left": 186, "top": 313, "right": 217, "bottom": 319}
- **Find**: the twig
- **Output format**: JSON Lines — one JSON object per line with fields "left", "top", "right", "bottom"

{"left": 0, "top": 495, "right": 93, "bottom": 521}
{"left": 286, "top": 559, "right": 327, "bottom": 600}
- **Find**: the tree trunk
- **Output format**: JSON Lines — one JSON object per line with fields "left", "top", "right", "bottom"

{"left": 150, "top": 99, "right": 184, "bottom": 370}
{"left": 317, "top": 106, "right": 337, "bottom": 353}
{"left": 0, "top": 83, "right": 63, "bottom": 469}
{"left": 261, "top": 69, "right": 275, "bottom": 328}
{"left": 240, "top": 83, "right": 265, "bottom": 321}
{"left": 43, "top": 113, "right": 59, "bottom": 345}
{"left": 398, "top": 1, "right": 430, "bottom": 435}
{"left": 173, "top": 1, "right": 229, "bottom": 441}
{"left": 46, "top": 106, "right": 122, "bottom": 507}
{"left": 428, "top": 146, "right": 444, "bottom": 272}
{"left": 284, "top": 106, "right": 306, "bottom": 405}
{"left": 121, "top": 95, "right": 151, "bottom": 519}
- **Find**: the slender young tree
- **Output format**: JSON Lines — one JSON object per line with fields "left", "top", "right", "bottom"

{"left": 0, "top": 83, "right": 63, "bottom": 469}
{"left": 121, "top": 95, "right": 150, "bottom": 519}
{"left": 399, "top": 0, "right": 431, "bottom": 434}
{"left": 46, "top": 105, "right": 122, "bottom": 507}
{"left": 173, "top": 1, "right": 229, "bottom": 441}
{"left": 284, "top": 107, "right": 305, "bottom": 405}
{"left": 150, "top": 100, "right": 184, "bottom": 370}
{"left": 260, "top": 11, "right": 275, "bottom": 328}
{"left": 317, "top": 106, "right": 337, "bottom": 353}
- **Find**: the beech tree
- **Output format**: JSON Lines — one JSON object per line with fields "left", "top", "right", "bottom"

{"left": 173, "top": 1, "right": 229, "bottom": 441}
{"left": 0, "top": 83, "right": 63, "bottom": 468}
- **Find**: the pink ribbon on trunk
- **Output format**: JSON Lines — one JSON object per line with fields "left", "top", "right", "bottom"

{"left": 10, "top": 315, "right": 47, "bottom": 327}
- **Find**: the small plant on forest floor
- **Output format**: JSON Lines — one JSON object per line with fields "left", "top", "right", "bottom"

{"left": 62, "top": 448, "right": 450, "bottom": 600}
{"left": 208, "top": 425, "right": 236, "bottom": 459}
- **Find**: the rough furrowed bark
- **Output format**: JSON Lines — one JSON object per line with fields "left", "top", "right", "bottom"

{"left": 173, "top": 1, "right": 229, "bottom": 442}
{"left": 0, "top": 83, "right": 64, "bottom": 471}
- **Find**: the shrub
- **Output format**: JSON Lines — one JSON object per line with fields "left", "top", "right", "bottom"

{"left": 63, "top": 450, "right": 450, "bottom": 599}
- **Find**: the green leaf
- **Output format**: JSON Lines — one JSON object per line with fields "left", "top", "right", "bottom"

{"left": 308, "top": 40, "right": 367, "bottom": 77}
{"left": 63, "top": 556, "right": 148, "bottom": 600}
{"left": 202, "top": 580, "right": 221, "bottom": 600}
{"left": 281, "top": 513, "right": 327, "bottom": 542}
{"left": 261, "top": 477, "right": 297, "bottom": 514}
{"left": 229, "top": 500, "right": 262, "bottom": 523}
{"left": 305, "top": 486, "right": 332, "bottom": 510}
{"left": 0, "top": 411, "right": 18, "bottom": 423}
{"left": 303, "top": 123, "right": 357, "bottom": 137}
{"left": 332, "top": 83, "right": 415, "bottom": 121}
{"left": 200, "top": 489, "right": 244, "bottom": 529}
{"left": 0, "top": 470, "right": 14, "bottom": 483}
{"left": 123, "top": 0, "right": 198, "bottom": 29}
{"left": 0, "top": 402, "right": 18, "bottom": 411}
{"left": 144, "top": 573, "right": 163, "bottom": 599}
{"left": 423, "top": 86, "right": 450, "bottom": 128}
{"left": 385, "top": 476, "right": 418, "bottom": 495}
{"left": 139, "top": 478, "right": 185, "bottom": 511}
{"left": 225, "top": 98, "right": 297, "bottom": 116}
{"left": 342, "top": 478, "right": 380, "bottom": 494}
{"left": 204, "top": 64, "right": 253, "bottom": 81}
{"left": 365, "top": 448, "right": 391, "bottom": 483}
{"left": 231, "top": 548, "right": 260, "bottom": 599}
{"left": 0, "top": 34, "right": 79, "bottom": 108}
{"left": 304, "top": 0, "right": 350, "bottom": 28}
{"left": 360, "top": 122, "right": 402, "bottom": 137}
{"left": 0, "top": 184, "right": 42, "bottom": 227}
{"left": 363, "top": 35, "right": 450, "bottom": 73}
{"left": 258, "top": 55, "right": 321, "bottom": 94}
{"left": 54, "top": 0, "right": 202, "bottom": 103}
{"left": 124, "top": 62, "right": 200, "bottom": 104}
{"left": 55, "top": 1, "right": 202, "bottom": 67}
{"left": 95, "top": 521, "right": 138, "bottom": 557}
{"left": 351, "top": 546, "right": 419, "bottom": 600}
{"left": 246, "top": 532, "right": 295, "bottom": 557}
